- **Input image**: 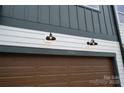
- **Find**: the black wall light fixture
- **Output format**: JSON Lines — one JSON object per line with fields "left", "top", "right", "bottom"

{"left": 46, "top": 32, "right": 56, "bottom": 41}
{"left": 87, "top": 38, "right": 98, "bottom": 45}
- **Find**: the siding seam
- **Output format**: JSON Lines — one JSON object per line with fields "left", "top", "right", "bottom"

{"left": 102, "top": 6, "right": 109, "bottom": 35}
{"left": 108, "top": 6, "right": 114, "bottom": 35}
{"left": 76, "top": 6, "right": 79, "bottom": 30}
{"left": 91, "top": 10, "right": 95, "bottom": 33}
{"left": 84, "top": 8, "right": 88, "bottom": 32}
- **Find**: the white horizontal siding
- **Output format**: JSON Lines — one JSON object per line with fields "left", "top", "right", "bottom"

{"left": 0, "top": 25, "right": 124, "bottom": 86}
{"left": 118, "top": 24, "right": 124, "bottom": 46}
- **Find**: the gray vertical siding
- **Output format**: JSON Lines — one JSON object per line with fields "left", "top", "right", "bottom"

{"left": 108, "top": 6, "right": 116, "bottom": 35}
{"left": 13, "top": 6, "right": 25, "bottom": 19}
{"left": 77, "top": 7, "right": 86, "bottom": 31}
{"left": 0, "top": 5, "right": 118, "bottom": 41}
{"left": 25, "top": 6, "right": 38, "bottom": 22}
{"left": 85, "top": 9, "right": 94, "bottom": 32}
{"left": 69, "top": 6, "right": 78, "bottom": 29}
{"left": 98, "top": 6, "right": 107, "bottom": 34}
{"left": 1, "top": 6, "right": 10, "bottom": 17}
{"left": 103, "top": 6, "right": 113, "bottom": 35}
{"left": 92, "top": 12, "right": 100, "bottom": 34}
{"left": 38, "top": 5, "right": 49, "bottom": 24}
{"left": 60, "top": 6, "right": 69, "bottom": 28}
{"left": 50, "top": 5, "right": 60, "bottom": 26}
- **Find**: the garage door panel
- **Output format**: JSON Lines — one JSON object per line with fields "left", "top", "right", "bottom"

{"left": 69, "top": 73, "right": 114, "bottom": 80}
{"left": 37, "top": 61, "right": 68, "bottom": 66}
{"left": 37, "top": 66, "right": 68, "bottom": 75}
{"left": 69, "top": 69, "right": 114, "bottom": 73}
{"left": 69, "top": 67, "right": 114, "bottom": 73}
{"left": 36, "top": 57, "right": 68, "bottom": 66}
{"left": 35, "top": 74, "right": 69, "bottom": 86}
{"left": 69, "top": 80, "right": 100, "bottom": 87}
{"left": 68, "top": 57, "right": 111, "bottom": 63}
{"left": 87, "top": 79, "right": 116, "bottom": 87}
{"left": 69, "top": 61, "right": 112, "bottom": 67}
{"left": 0, "top": 59, "right": 37, "bottom": 67}
{"left": 69, "top": 81, "right": 115, "bottom": 87}
{"left": 0, "top": 66, "right": 35, "bottom": 73}
{"left": 36, "top": 82, "right": 69, "bottom": 87}
{"left": 0, "top": 71, "right": 36, "bottom": 77}
{"left": 0, "top": 66, "right": 36, "bottom": 77}
{"left": 0, "top": 76, "right": 36, "bottom": 87}
{"left": 69, "top": 72, "right": 114, "bottom": 75}
{"left": 0, "top": 54, "right": 116, "bottom": 87}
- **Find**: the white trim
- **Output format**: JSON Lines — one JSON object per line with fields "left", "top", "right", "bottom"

{"left": 83, "top": 5, "right": 99, "bottom": 11}
{"left": 118, "top": 11, "right": 124, "bottom": 15}
{"left": 87, "top": 5, "right": 99, "bottom": 10}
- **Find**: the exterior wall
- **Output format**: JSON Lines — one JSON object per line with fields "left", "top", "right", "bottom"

{"left": 0, "top": 5, "right": 117, "bottom": 41}
{"left": 0, "top": 25, "right": 124, "bottom": 86}
{"left": 0, "top": 5, "right": 124, "bottom": 86}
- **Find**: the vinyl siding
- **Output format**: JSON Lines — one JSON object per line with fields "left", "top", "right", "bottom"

{"left": 0, "top": 5, "right": 117, "bottom": 41}
{"left": 118, "top": 24, "right": 124, "bottom": 46}
{"left": 38, "top": 6, "right": 49, "bottom": 24}
{"left": 25, "top": 6, "right": 38, "bottom": 22}
{"left": 60, "top": 6, "right": 69, "bottom": 28}
{"left": 0, "top": 25, "right": 124, "bottom": 86}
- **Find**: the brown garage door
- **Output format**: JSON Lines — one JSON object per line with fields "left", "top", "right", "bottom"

{"left": 0, "top": 53, "right": 116, "bottom": 87}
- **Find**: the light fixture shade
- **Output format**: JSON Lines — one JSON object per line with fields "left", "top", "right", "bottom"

{"left": 87, "top": 39, "right": 98, "bottom": 45}
{"left": 46, "top": 32, "right": 56, "bottom": 40}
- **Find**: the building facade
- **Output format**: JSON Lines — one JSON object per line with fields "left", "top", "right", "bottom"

{"left": 0, "top": 5, "right": 124, "bottom": 87}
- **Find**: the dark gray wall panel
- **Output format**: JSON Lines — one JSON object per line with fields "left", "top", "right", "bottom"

{"left": 60, "top": 5, "right": 69, "bottom": 27}
{"left": 98, "top": 6, "right": 107, "bottom": 34}
{"left": 1, "top": 6, "right": 12, "bottom": 17}
{"left": 1, "top": 6, "right": 10, "bottom": 17}
{"left": 0, "top": 6, "right": 1, "bottom": 12}
{"left": 25, "top": 6, "right": 38, "bottom": 22}
{"left": 77, "top": 7, "right": 86, "bottom": 31}
{"left": 38, "top": 5, "right": 49, "bottom": 24}
{"left": 9, "top": 6, "right": 14, "bottom": 17}
{"left": 108, "top": 6, "right": 116, "bottom": 35}
{"left": 103, "top": 6, "right": 113, "bottom": 35}
{"left": 69, "top": 6, "right": 78, "bottom": 29}
{"left": 0, "top": 16, "right": 117, "bottom": 41}
{"left": 50, "top": 5, "right": 60, "bottom": 26}
{"left": 85, "top": 9, "right": 94, "bottom": 32}
{"left": 92, "top": 12, "right": 100, "bottom": 33}
{"left": 13, "top": 6, "right": 25, "bottom": 19}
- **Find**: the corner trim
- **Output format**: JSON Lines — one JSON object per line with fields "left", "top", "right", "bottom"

{"left": 113, "top": 57, "right": 121, "bottom": 87}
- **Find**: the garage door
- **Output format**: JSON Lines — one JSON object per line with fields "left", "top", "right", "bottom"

{"left": 0, "top": 53, "right": 116, "bottom": 87}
